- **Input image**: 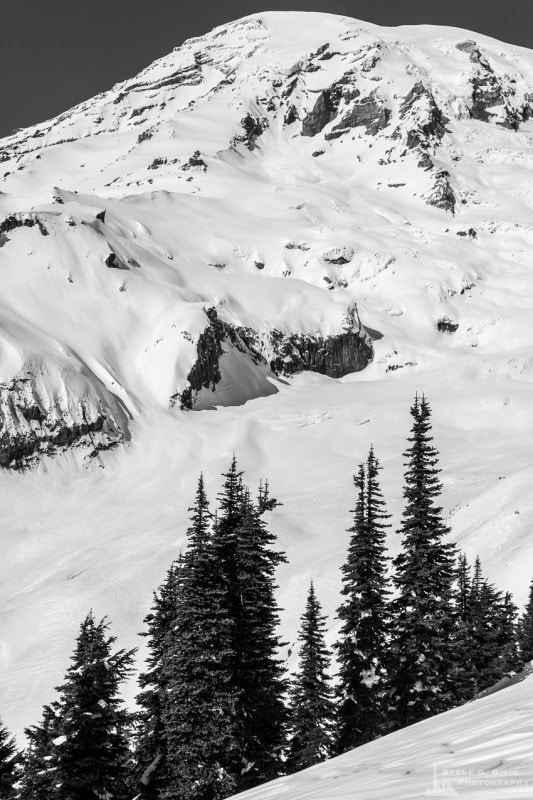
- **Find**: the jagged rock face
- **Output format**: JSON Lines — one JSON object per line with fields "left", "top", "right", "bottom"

{"left": 2, "top": 11, "right": 533, "bottom": 462}
{"left": 427, "top": 170, "right": 456, "bottom": 214}
{"left": 177, "top": 308, "right": 372, "bottom": 410}
{"left": 0, "top": 362, "right": 129, "bottom": 469}
{"left": 233, "top": 113, "right": 269, "bottom": 150}
{"left": 268, "top": 328, "right": 372, "bottom": 379}
{"left": 301, "top": 91, "right": 336, "bottom": 136}
{"left": 400, "top": 82, "right": 448, "bottom": 148}
{"left": 326, "top": 91, "right": 391, "bottom": 139}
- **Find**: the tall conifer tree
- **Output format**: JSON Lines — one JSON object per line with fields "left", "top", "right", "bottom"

{"left": 133, "top": 558, "right": 183, "bottom": 798}
{"left": 220, "top": 487, "right": 288, "bottom": 791}
{"left": 53, "top": 613, "right": 135, "bottom": 800}
{"left": 0, "top": 720, "right": 18, "bottom": 798}
{"left": 518, "top": 578, "right": 533, "bottom": 667}
{"left": 19, "top": 706, "right": 61, "bottom": 800}
{"left": 335, "top": 448, "right": 390, "bottom": 751}
{"left": 388, "top": 395, "right": 456, "bottom": 729}
{"left": 139, "top": 462, "right": 287, "bottom": 799}
{"left": 161, "top": 474, "right": 238, "bottom": 800}
{"left": 496, "top": 591, "right": 519, "bottom": 675}
{"left": 451, "top": 553, "right": 476, "bottom": 702}
{"left": 286, "top": 582, "right": 334, "bottom": 773}
{"left": 467, "top": 561, "right": 519, "bottom": 693}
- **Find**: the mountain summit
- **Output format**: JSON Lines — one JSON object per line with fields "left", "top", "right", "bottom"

{"left": 1, "top": 12, "right": 533, "bottom": 740}
{"left": 1, "top": 11, "right": 533, "bottom": 465}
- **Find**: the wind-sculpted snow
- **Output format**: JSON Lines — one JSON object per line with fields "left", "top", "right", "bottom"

{"left": 2, "top": 11, "right": 533, "bottom": 744}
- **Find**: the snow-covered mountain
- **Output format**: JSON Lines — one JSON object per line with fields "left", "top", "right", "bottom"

{"left": 1, "top": 11, "right": 533, "bottom": 740}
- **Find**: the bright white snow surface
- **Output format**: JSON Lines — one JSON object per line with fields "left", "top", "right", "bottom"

{"left": 230, "top": 673, "right": 533, "bottom": 800}
{"left": 1, "top": 10, "right": 533, "bottom": 745}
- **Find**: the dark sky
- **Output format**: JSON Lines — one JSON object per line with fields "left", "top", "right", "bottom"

{"left": 1, "top": 0, "right": 532, "bottom": 138}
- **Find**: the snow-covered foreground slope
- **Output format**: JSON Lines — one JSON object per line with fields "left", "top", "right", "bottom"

{"left": 1, "top": 10, "right": 533, "bottom": 740}
{"left": 231, "top": 674, "right": 533, "bottom": 800}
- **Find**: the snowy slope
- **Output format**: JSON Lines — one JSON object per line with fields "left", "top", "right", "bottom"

{"left": 230, "top": 673, "right": 533, "bottom": 800}
{"left": 1, "top": 11, "right": 533, "bottom": 740}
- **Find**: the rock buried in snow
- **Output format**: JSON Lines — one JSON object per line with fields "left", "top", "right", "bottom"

{"left": 322, "top": 246, "right": 354, "bottom": 264}
{"left": 437, "top": 317, "right": 459, "bottom": 333}
{"left": 105, "top": 252, "right": 128, "bottom": 270}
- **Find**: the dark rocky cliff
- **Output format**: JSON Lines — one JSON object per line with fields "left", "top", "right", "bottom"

{"left": 0, "top": 367, "right": 129, "bottom": 469}
{"left": 178, "top": 308, "right": 373, "bottom": 409}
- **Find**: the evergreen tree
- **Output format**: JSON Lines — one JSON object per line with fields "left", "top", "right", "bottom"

{"left": 496, "top": 591, "right": 519, "bottom": 676}
{"left": 228, "top": 495, "right": 288, "bottom": 790}
{"left": 53, "top": 613, "right": 136, "bottom": 800}
{"left": 517, "top": 578, "right": 533, "bottom": 667}
{"left": 133, "top": 558, "right": 183, "bottom": 799}
{"left": 335, "top": 448, "right": 390, "bottom": 752}
{"left": 161, "top": 475, "right": 239, "bottom": 800}
{"left": 18, "top": 706, "right": 61, "bottom": 800}
{"left": 451, "top": 555, "right": 519, "bottom": 699}
{"left": 455, "top": 552, "right": 472, "bottom": 623}
{"left": 388, "top": 395, "right": 457, "bottom": 729}
{"left": 451, "top": 553, "right": 476, "bottom": 702}
{"left": 141, "top": 462, "right": 287, "bottom": 799}
{"left": 468, "top": 562, "right": 519, "bottom": 693}
{"left": 0, "top": 720, "right": 18, "bottom": 798}
{"left": 286, "top": 582, "right": 334, "bottom": 773}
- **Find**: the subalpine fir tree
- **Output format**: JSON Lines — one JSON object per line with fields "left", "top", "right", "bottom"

{"left": 518, "top": 578, "right": 533, "bottom": 667}
{"left": 286, "top": 581, "right": 335, "bottom": 773}
{"left": 335, "top": 448, "right": 390, "bottom": 752}
{"left": 496, "top": 591, "right": 519, "bottom": 676}
{"left": 466, "top": 561, "right": 519, "bottom": 693}
{"left": 200, "top": 458, "right": 287, "bottom": 791}
{"left": 455, "top": 553, "right": 472, "bottom": 623}
{"left": 223, "top": 489, "right": 288, "bottom": 791}
{"left": 142, "top": 462, "right": 287, "bottom": 799}
{"left": 388, "top": 395, "right": 457, "bottom": 729}
{"left": 18, "top": 706, "right": 60, "bottom": 800}
{"left": 133, "top": 558, "right": 183, "bottom": 798}
{"left": 161, "top": 475, "right": 239, "bottom": 800}
{"left": 0, "top": 720, "right": 18, "bottom": 798}
{"left": 451, "top": 553, "right": 477, "bottom": 702}
{"left": 53, "top": 613, "right": 136, "bottom": 800}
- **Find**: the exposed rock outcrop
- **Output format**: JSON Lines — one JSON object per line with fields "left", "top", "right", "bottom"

{"left": 437, "top": 317, "right": 459, "bottom": 333}
{"left": 426, "top": 170, "right": 456, "bottom": 213}
{"left": 400, "top": 82, "right": 448, "bottom": 148}
{"left": 234, "top": 113, "right": 268, "bottom": 150}
{"left": 325, "top": 91, "right": 390, "bottom": 139}
{"left": 322, "top": 246, "right": 354, "bottom": 264}
{"left": 178, "top": 307, "right": 372, "bottom": 409}
{"left": 268, "top": 326, "right": 372, "bottom": 378}
{"left": 459, "top": 45, "right": 521, "bottom": 129}
{"left": 0, "top": 363, "right": 129, "bottom": 469}
{"left": 0, "top": 213, "right": 49, "bottom": 237}
{"left": 301, "top": 91, "right": 337, "bottom": 136}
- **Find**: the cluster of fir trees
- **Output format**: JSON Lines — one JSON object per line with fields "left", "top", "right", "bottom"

{"left": 132, "top": 463, "right": 288, "bottom": 799}
{"left": 332, "top": 396, "right": 532, "bottom": 756}
{"left": 2, "top": 394, "right": 533, "bottom": 799}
